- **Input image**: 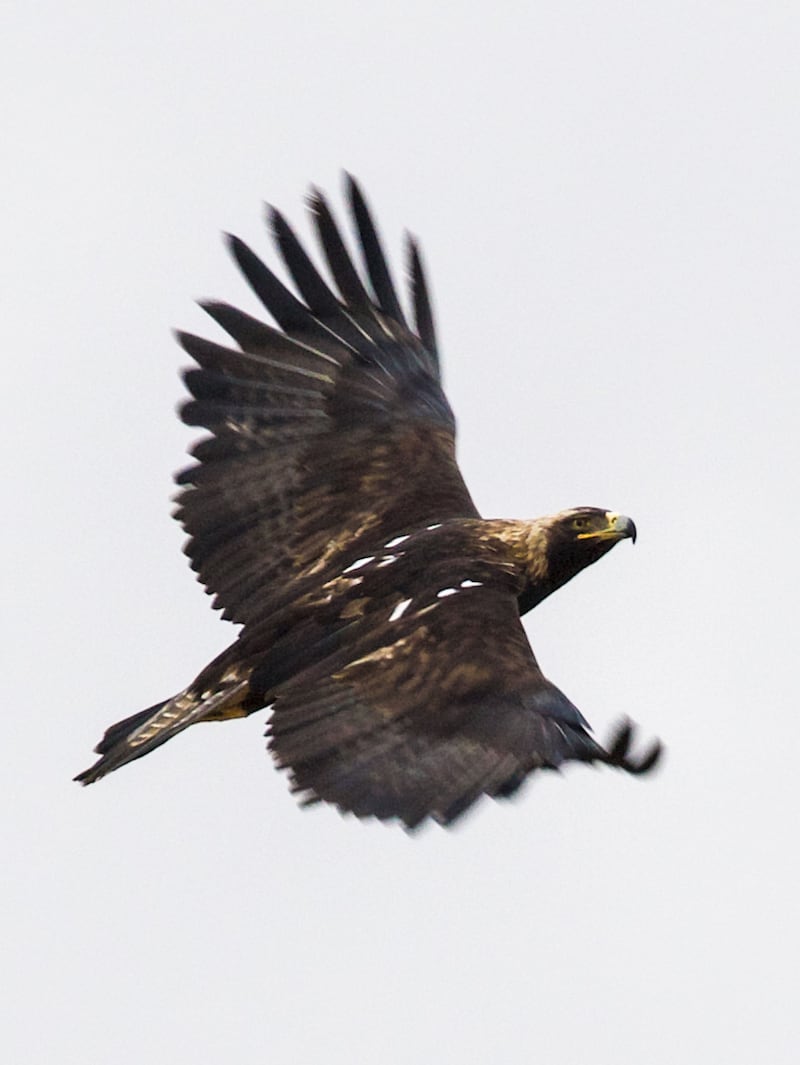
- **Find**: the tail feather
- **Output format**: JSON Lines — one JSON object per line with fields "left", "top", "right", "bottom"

{"left": 93, "top": 701, "right": 168, "bottom": 756}
{"left": 74, "top": 680, "right": 250, "bottom": 785}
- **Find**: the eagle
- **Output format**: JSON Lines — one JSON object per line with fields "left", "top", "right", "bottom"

{"left": 76, "top": 175, "right": 661, "bottom": 828}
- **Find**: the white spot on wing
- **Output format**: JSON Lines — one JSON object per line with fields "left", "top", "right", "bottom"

{"left": 342, "top": 555, "right": 375, "bottom": 574}
{"left": 389, "top": 598, "right": 413, "bottom": 622}
{"left": 385, "top": 535, "right": 410, "bottom": 548}
{"left": 376, "top": 554, "right": 399, "bottom": 567}
{"left": 436, "top": 587, "right": 458, "bottom": 598}
{"left": 460, "top": 579, "right": 483, "bottom": 588}
{"left": 426, "top": 523, "right": 443, "bottom": 531}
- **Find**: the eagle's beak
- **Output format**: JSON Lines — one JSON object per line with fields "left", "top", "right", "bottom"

{"left": 577, "top": 512, "right": 637, "bottom": 544}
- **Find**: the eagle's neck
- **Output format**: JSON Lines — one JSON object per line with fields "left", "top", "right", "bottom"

{"left": 479, "top": 517, "right": 577, "bottom": 616}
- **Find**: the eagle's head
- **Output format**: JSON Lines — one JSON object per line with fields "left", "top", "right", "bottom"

{"left": 548, "top": 506, "right": 636, "bottom": 580}
{"left": 516, "top": 507, "right": 637, "bottom": 612}
{"left": 551, "top": 503, "right": 634, "bottom": 559}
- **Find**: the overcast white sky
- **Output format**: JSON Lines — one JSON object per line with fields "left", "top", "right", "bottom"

{"left": 4, "top": 2, "right": 799, "bottom": 1063}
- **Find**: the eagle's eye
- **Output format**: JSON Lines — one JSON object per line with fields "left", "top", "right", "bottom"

{"left": 572, "top": 516, "right": 590, "bottom": 532}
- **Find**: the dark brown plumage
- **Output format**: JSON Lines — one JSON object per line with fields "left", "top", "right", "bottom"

{"left": 76, "top": 176, "right": 661, "bottom": 828}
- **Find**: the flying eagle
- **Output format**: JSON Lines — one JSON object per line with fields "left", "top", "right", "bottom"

{"left": 76, "top": 176, "right": 661, "bottom": 827}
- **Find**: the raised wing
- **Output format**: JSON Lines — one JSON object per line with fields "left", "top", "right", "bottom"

{"left": 260, "top": 531, "right": 657, "bottom": 829}
{"left": 174, "top": 176, "right": 479, "bottom": 627}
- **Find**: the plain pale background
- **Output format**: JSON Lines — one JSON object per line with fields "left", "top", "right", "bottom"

{"left": 4, "top": 3, "right": 798, "bottom": 1062}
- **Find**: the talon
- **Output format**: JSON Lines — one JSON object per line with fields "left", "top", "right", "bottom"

{"left": 624, "top": 739, "right": 663, "bottom": 775}
{"left": 606, "top": 719, "right": 633, "bottom": 763}
{"left": 604, "top": 720, "right": 662, "bottom": 775}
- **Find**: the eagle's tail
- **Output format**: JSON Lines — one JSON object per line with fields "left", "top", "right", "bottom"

{"left": 74, "top": 678, "right": 251, "bottom": 785}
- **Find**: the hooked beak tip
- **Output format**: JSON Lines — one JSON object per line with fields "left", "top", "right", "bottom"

{"left": 607, "top": 512, "right": 637, "bottom": 544}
